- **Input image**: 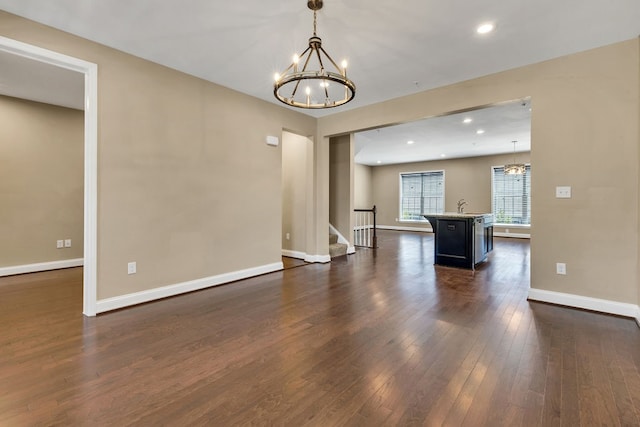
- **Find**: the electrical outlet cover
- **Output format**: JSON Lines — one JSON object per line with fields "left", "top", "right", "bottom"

{"left": 555, "top": 186, "right": 572, "bottom": 198}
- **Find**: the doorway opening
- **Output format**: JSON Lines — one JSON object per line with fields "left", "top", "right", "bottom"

{"left": 281, "top": 131, "right": 313, "bottom": 268}
{"left": 0, "top": 36, "right": 98, "bottom": 316}
{"left": 351, "top": 98, "right": 532, "bottom": 275}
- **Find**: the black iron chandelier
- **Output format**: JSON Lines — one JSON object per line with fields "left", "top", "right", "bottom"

{"left": 273, "top": 0, "right": 356, "bottom": 109}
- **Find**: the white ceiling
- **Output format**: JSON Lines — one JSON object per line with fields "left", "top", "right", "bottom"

{"left": 355, "top": 99, "right": 531, "bottom": 166}
{"left": 0, "top": 0, "right": 638, "bottom": 162}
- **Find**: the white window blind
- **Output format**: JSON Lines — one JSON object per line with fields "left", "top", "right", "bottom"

{"left": 492, "top": 165, "right": 531, "bottom": 224}
{"left": 400, "top": 171, "right": 444, "bottom": 220}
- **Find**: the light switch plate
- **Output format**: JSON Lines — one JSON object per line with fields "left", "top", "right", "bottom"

{"left": 56, "top": 240, "right": 64, "bottom": 249}
{"left": 556, "top": 262, "right": 567, "bottom": 275}
{"left": 64, "top": 239, "right": 71, "bottom": 248}
{"left": 127, "top": 262, "right": 137, "bottom": 275}
{"left": 556, "top": 186, "right": 572, "bottom": 198}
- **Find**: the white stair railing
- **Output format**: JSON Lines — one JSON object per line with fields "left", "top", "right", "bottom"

{"left": 353, "top": 205, "right": 377, "bottom": 248}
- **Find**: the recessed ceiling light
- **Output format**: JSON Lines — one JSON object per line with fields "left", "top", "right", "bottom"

{"left": 441, "top": 154, "right": 446, "bottom": 158}
{"left": 477, "top": 23, "right": 495, "bottom": 34}
{"left": 376, "top": 160, "right": 382, "bottom": 164}
{"left": 476, "top": 129, "right": 485, "bottom": 135}
{"left": 407, "top": 140, "right": 415, "bottom": 145}
{"left": 463, "top": 118, "right": 473, "bottom": 124}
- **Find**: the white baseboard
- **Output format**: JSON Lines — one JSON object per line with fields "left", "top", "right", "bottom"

{"left": 528, "top": 288, "right": 640, "bottom": 323}
{"left": 0, "top": 258, "right": 84, "bottom": 277}
{"left": 347, "top": 246, "right": 356, "bottom": 254}
{"left": 494, "top": 232, "right": 531, "bottom": 239}
{"left": 304, "top": 254, "right": 331, "bottom": 263}
{"left": 282, "top": 249, "right": 306, "bottom": 260}
{"left": 96, "top": 262, "right": 283, "bottom": 314}
{"left": 378, "top": 224, "right": 433, "bottom": 233}
{"left": 283, "top": 250, "right": 333, "bottom": 263}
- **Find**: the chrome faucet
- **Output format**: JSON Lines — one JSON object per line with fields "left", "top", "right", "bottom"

{"left": 457, "top": 199, "right": 467, "bottom": 214}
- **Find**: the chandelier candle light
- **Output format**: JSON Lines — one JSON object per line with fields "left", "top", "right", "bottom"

{"left": 273, "top": 0, "right": 356, "bottom": 109}
{"left": 504, "top": 140, "right": 526, "bottom": 175}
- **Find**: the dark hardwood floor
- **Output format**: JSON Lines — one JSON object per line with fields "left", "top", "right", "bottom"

{"left": 1, "top": 230, "right": 639, "bottom": 426}
{"left": 282, "top": 256, "right": 310, "bottom": 270}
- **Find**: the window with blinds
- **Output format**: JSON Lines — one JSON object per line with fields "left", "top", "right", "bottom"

{"left": 400, "top": 171, "right": 444, "bottom": 220}
{"left": 492, "top": 165, "right": 531, "bottom": 225}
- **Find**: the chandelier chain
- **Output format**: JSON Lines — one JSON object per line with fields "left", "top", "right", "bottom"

{"left": 313, "top": 10, "right": 317, "bottom": 36}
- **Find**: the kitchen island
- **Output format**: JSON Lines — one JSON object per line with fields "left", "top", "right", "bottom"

{"left": 423, "top": 213, "right": 494, "bottom": 269}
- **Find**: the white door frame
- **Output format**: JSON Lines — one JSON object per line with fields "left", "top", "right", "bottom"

{"left": 0, "top": 36, "right": 98, "bottom": 316}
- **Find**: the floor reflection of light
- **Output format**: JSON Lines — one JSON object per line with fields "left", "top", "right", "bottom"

{"left": 470, "top": 361, "right": 487, "bottom": 384}
{"left": 404, "top": 343, "right": 420, "bottom": 360}
{"left": 371, "top": 373, "right": 388, "bottom": 393}
{"left": 373, "top": 291, "right": 387, "bottom": 308}
{"left": 507, "top": 311, "right": 523, "bottom": 332}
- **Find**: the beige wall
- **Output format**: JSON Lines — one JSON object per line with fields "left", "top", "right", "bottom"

{"left": 329, "top": 134, "right": 353, "bottom": 241}
{"left": 2, "top": 11, "right": 638, "bottom": 310}
{"left": 0, "top": 11, "right": 316, "bottom": 300}
{"left": 319, "top": 39, "right": 640, "bottom": 305}
{"left": 0, "top": 95, "right": 84, "bottom": 267}
{"left": 354, "top": 163, "right": 373, "bottom": 209}
{"left": 282, "top": 131, "right": 309, "bottom": 255}
{"left": 371, "top": 152, "right": 531, "bottom": 229}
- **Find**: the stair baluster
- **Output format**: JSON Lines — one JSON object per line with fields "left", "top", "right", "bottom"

{"left": 353, "top": 205, "right": 377, "bottom": 248}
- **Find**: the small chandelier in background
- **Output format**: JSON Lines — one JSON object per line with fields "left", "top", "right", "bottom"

{"left": 504, "top": 140, "right": 526, "bottom": 175}
{"left": 273, "top": 0, "right": 355, "bottom": 109}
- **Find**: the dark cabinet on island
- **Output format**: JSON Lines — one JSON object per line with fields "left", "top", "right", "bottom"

{"left": 423, "top": 213, "right": 494, "bottom": 269}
